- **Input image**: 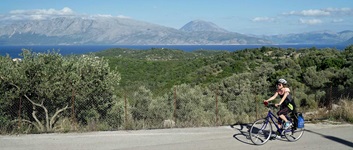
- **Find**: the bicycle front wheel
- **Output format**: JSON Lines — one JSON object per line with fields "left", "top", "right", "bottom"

{"left": 283, "top": 127, "right": 304, "bottom": 142}
{"left": 249, "top": 118, "right": 272, "bottom": 145}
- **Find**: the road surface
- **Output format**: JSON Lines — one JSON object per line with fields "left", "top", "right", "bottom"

{"left": 1, "top": 123, "right": 352, "bottom": 150}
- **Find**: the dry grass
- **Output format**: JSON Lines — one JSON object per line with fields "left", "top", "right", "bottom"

{"left": 330, "top": 98, "right": 353, "bottom": 123}
{"left": 304, "top": 98, "right": 353, "bottom": 124}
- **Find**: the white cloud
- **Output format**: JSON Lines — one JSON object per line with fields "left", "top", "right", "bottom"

{"left": 91, "top": 14, "right": 130, "bottom": 19}
{"left": 324, "top": 7, "right": 352, "bottom": 15}
{"left": 284, "top": 7, "right": 353, "bottom": 17}
{"left": 10, "top": 7, "right": 74, "bottom": 16}
{"left": 94, "top": 14, "right": 114, "bottom": 18}
{"left": 284, "top": 9, "right": 330, "bottom": 16}
{"left": 2, "top": 7, "right": 75, "bottom": 20}
{"left": 252, "top": 17, "right": 274, "bottom": 22}
{"left": 299, "top": 18, "right": 322, "bottom": 25}
{"left": 301, "top": 9, "right": 330, "bottom": 16}
{"left": 116, "top": 15, "right": 130, "bottom": 19}
{"left": 0, "top": 7, "right": 131, "bottom": 21}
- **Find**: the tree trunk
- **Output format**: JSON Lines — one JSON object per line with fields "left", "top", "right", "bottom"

{"left": 24, "top": 95, "right": 69, "bottom": 132}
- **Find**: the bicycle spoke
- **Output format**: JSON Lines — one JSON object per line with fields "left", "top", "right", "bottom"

{"left": 249, "top": 119, "right": 272, "bottom": 145}
{"left": 252, "top": 135, "right": 265, "bottom": 143}
{"left": 283, "top": 128, "right": 304, "bottom": 142}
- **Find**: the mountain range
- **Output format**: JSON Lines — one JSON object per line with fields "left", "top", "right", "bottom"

{"left": 0, "top": 16, "right": 352, "bottom": 45}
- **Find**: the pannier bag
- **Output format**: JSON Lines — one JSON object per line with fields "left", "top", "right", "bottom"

{"left": 297, "top": 113, "right": 304, "bottom": 128}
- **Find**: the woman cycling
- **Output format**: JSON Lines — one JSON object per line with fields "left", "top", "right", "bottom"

{"left": 264, "top": 79, "right": 295, "bottom": 129}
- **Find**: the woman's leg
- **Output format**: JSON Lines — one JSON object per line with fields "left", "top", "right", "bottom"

{"left": 277, "top": 107, "right": 290, "bottom": 128}
{"left": 279, "top": 114, "right": 288, "bottom": 122}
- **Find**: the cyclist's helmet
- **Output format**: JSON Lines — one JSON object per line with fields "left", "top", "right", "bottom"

{"left": 277, "top": 78, "right": 287, "bottom": 85}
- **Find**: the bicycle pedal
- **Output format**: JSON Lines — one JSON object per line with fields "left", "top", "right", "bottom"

{"left": 270, "top": 134, "right": 280, "bottom": 140}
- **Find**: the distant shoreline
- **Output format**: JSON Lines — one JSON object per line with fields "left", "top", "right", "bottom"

{"left": 0, "top": 44, "right": 348, "bottom": 58}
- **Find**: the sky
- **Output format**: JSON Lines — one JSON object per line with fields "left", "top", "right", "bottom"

{"left": 1, "top": 0, "right": 352, "bottom": 35}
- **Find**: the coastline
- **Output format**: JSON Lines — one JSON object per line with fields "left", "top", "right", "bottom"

{"left": 0, "top": 44, "right": 348, "bottom": 58}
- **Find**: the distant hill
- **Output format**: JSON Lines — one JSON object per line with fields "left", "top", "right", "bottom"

{"left": 342, "top": 36, "right": 353, "bottom": 45}
{"left": 0, "top": 17, "right": 271, "bottom": 45}
{"left": 261, "top": 30, "right": 353, "bottom": 44}
{"left": 180, "top": 20, "right": 228, "bottom": 32}
{"left": 0, "top": 16, "right": 352, "bottom": 45}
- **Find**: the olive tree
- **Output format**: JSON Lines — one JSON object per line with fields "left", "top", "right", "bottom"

{"left": 0, "top": 50, "right": 120, "bottom": 132}
{"left": 130, "top": 86, "right": 153, "bottom": 122}
{"left": 0, "top": 55, "right": 21, "bottom": 132}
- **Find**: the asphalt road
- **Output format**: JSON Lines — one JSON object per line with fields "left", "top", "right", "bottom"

{"left": 1, "top": 123, "right": 352, "bottom": 150}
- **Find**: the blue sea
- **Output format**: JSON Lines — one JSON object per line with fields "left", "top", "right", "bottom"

{"left": 0, "top": 44, "right": 348, "bottom": 58}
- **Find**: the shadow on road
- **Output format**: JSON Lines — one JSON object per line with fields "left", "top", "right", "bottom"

{"left": 230, "top": 123, "right": 289, "bottom": 145}
{"left": 305, "top": 129, "right": 353, "bottom": 148}
{"left": 230, "top": 123, "right": 254, "bottom": 145}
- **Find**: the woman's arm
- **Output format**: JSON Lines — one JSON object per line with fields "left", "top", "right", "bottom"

{"left": 265, "top": 92, "right": 278, "bottom": 102}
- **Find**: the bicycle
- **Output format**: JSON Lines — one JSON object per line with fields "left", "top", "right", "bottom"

{"left": 249, "top": 101, "right": 304, "bottom": 145}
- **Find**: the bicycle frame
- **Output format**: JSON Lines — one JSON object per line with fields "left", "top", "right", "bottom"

{"left": 265, "top": 109, "right": 284, "bottom": 133}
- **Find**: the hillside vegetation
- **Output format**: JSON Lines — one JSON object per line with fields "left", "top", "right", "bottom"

{"left": 95, "top": 45, "right": 353, "bottom": 126}
{"left": 1, "top": 45, "right": 353, "bottom": 134}
{"left": 94, "top": 48, "right": 229, "bottom": 92}
{"left": 96, "top": 46, "right": 353, "bottom": 96}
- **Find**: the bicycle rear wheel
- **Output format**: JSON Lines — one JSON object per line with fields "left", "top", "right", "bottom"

{"left": 283, "top": 126, "right": 304, "bottom": 142}
{"left": 249, "top": 118, "right": 272, "bottom": 145}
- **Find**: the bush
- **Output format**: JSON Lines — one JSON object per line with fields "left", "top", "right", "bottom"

{"left": 331, "top": 98, "right": 353, "bottom": 123}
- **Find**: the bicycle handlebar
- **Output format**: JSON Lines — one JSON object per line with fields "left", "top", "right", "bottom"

{"left": 263, "top": 101, "right": 277, "bottom": 109}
